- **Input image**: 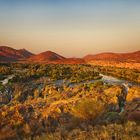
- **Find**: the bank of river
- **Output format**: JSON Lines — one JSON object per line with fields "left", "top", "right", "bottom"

{"left": 1, "top": 73, "right": 139, "bottom": 93}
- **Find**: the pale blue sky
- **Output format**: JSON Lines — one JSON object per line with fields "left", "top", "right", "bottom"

{"left": 0, "top": 0, "right": 140, "bottom": 57}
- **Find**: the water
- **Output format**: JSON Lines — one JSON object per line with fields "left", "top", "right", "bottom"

{"left": 100, "top": 74, "right": 125, "bottom": 84}
{"left": 0, "top": 75, "right": 14, "bottom": 85}
{"left": 53, "top": 73, "right": 139, "bottom": 94}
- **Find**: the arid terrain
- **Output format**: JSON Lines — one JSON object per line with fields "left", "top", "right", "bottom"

{"left": 1, "top": 46, "right": 140, "bottom": 67}
{"left": 1, "top": 0, "right": 140, "bottom": 139}
{"left": 0, "top": 47, "right": 140, "bottom": 140}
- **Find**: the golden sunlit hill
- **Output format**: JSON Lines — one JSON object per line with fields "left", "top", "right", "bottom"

{"left": 28, "top": 51, "right": 85, "bottom": 64}
{"left": 84, "top": 51, "right": 140, "bottom": 62}
{"left": 0, "top": 46, "right": 140, "bottom": 66}
{"left": 28, "top": 51, "right": 65, "bottom": 62}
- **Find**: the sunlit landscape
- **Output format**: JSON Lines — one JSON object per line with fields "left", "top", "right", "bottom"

{"left": 0, "top": 0, "right": 140, "bottom": 140}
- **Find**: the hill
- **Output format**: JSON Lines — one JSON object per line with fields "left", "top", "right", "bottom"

{"left": 0, "top": 46, "right": 85, "bottom": 64}
{"left": 0, "top": 46, "right": 140, "bottom": 64}
{"left": 0, "top": 46, "right": 34, "bottom": 62}
{"left": 28, "top": 51, "right": 65, "bottom": 62}
{"left": 28, "top": 51, "right": 85, "bottom": 64}
{"left": 84, "top": 51, "right": 140, "bottom": 62}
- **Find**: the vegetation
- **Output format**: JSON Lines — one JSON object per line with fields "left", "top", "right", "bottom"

{"left": 9, "top": 64, "right": 101, "bottom": 83}
{"left": 0, "top": 65, "right": 12, "bottom": 80}
{"left": 0, "top": 64, "right": 140, "bottom": 140}
{"left": 95, "top": 65, "right": 140, "bottom": 83}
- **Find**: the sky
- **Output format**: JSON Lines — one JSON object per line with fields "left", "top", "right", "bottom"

{"left": 0, "top": 0, "right": 140, "bottom": 57}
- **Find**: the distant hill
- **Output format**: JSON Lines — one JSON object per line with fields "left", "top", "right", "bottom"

{"left": 84, "top": 51, "right": 140, "bottom": 62}
{"left": 0, "top": 46, "right": 34, "bottom": 62}
{"left": 0, "top": 46, "right": 139, "bottom": 64}
{"left": 0, "top": 46, "right": 85, "bottom": 64}
{"left": 28, "top": 51, "right": 85, "bottom": 64}
{"left": 28, "top": 51, "right": 65, "bottom": 62}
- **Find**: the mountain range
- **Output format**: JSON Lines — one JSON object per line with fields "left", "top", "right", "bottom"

{"left": 0, "top": 46, "right": 140, "bottom": 63}
{"left": 84, "top": 51, "right": 140, "bottom": 62}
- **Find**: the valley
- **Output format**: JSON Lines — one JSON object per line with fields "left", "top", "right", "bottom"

{"left": 1, "top": 0, "right": 140, "bottom": 139}
{"left": 0, "top": 63, "right": 140, "bottom": 140}
{"left": 0, "top": 46, "right": 140, "bottom": 140}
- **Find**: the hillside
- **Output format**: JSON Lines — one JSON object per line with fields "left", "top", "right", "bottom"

{"left": 28, "top": 51, "right": 65, "bottom": 62}
{"left": 18, "top": 48, "right": 34, "bottom": 58}
{"left": 0, "top": 64, "right": 140, "bottom": 139}
{"left": 0, "top": 46, "right": 140, "bottom": 64}
{"left": 28, "top": 52, "right": 85, "bottom": 64}
{"left": 84, "top": 51, "right": 140, "bottom": 62}
{"left": 0, "top": 46, "right": 34, "bottom": 62}
{"left": 0, "top": 46, "right": 85, "bottom": 64}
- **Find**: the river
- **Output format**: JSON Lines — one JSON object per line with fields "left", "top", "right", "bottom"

{"left": 0, "top": 75, "right": 14, "bottom": 85}
{"left": 1, "top": 73, "right": 139, "bottom": 93}
{"left": 53, "top": 73, "right": 140, "bottom": 96}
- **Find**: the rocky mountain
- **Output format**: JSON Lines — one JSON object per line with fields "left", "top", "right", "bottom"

{"left": 28, "top": 51, "right": 65, "bottom": 62}
{"left": 84, "top": 51, "right": 140, "bottom": 62}
{"left": 0, "top": 46, "right": 34, "bottom": 62}
{"left": 0, "top": 46, "right": 140, "bottom": 63}
{"left": 0, "top": 46, "right": 85, "bottom": 64}
{"left": 28, "top": 51, "right": 85, "bottom": 64}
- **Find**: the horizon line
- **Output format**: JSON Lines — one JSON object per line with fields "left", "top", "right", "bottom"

{"left": 0, "top": 45, "right": 140, "bottom": 58}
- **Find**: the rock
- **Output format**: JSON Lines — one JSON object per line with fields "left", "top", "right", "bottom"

{"left": 122, "top": 98, "right": 140, "bottom": 122}
{"left": 128, "top": 111, "right": 140, "bottom": 121}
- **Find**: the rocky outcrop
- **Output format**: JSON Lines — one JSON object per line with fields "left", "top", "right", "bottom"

{"left": 122, "top": 98, "right": 140, "bottom": 122}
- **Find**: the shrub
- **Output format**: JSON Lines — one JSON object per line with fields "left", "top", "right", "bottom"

{"left": 71, "top": 98, "right": 106, "bottom": 121}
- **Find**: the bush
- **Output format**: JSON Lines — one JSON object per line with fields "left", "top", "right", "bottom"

{"left": 0, "top": 66, "right": 11, "bottom": 75}
{"left": 71, "top": 98, "right": 106, "bottom": 121}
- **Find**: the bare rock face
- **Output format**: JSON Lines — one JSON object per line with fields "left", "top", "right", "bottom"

{"left": 122, "top": 98, "right": 140, "bottom": 122}
{"left": 128, "top": 111, "right": 140, "bottom": 122}
{"left": 122, "top": 87, "right": 140, "bottom": 122}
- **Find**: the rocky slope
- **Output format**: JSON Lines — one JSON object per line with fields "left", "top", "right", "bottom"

{"left": 28, "top": 51, "right": 65, "bottom": 62}
{"left": 84, "top": 51, "right": 140, "bottom": 62}
{"left": 0, "top": 46, "right": 34, "bottom": 62}
{"left": 0, "top": 46, "right": 140, "bottom": 64}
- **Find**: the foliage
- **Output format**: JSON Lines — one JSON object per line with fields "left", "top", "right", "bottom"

{"left": 0, "top": 64, "right": 140, "bottom": 139}
{"left": 95, "top": 66, "right": 140, "bottom": 83}
{"left": 71, "top": 98, "right": 106, "bottom": 121}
